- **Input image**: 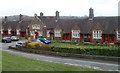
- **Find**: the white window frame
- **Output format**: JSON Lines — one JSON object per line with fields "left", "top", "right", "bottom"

{"left": 117, "top": 31, "right": 120, "bottom": 40}
{"left": 47, "top": 30, "right": 50, "bottom": 37}
{"left": 17, "top": 29, "right": 20, "bottom": 35}
{"left": 32, "top": 24, "right": 40, "bottom": 29}
{"left": 30, "top": 31, "right": 34, "bottom": 36}
{"left": 38, "top": 31, "right": 42, "bottom": 36}
{"left": 8, "top": 29, "right": 11, "bottom": 34}
{"left": 1, "top": 28, "right": 3, "bottom": 34}
{"left": 93, "top": 30, "right": 102, "bottom": 39}
{"left": 72, "top": 30, "right": 80, "bottom": 38}
{"left": 54, "top": 30, "right": 62, "bottom": 37}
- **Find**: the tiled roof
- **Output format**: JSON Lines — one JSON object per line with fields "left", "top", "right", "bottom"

{"left": 2, "top": 20, "right": 31, "bottom": 31}
{"left": 2, "top": 16, "right": 118, "bottom": 34}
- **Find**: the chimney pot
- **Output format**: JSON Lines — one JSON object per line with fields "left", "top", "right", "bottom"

{"left": 4, "top": 16, "right": 8, "bottom": 22}
{"left": 89, "top": 8, "right": 94, "bottom": 18}
{"left": 40, "top": 12, "right": 43, "bottom": 17}
{"left": 55, "top": 11, "right": 59, "bottom": 19}
{"left": 19, "top": 14, "right": 23, "bottom": 21}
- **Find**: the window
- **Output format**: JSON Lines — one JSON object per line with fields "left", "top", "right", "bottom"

{"left": 47, "top": 30, "right": 50, "bottom": 37}
{"left": 30, "top": 31, "right": 34, "bottom": 36}
{"left": 84, "top": 34, "right": 90, "bottom": 38}
{"left": 93, "top": 30, "right": 102, "bottom": 39}
{"left": 8, "top": 29, "right": 11, "bottom": 34}
{"left": 1, "top": 29, "right": 3, "bottom": 34}
{"left": 55, "top": 30, "right": 61, "bottom": 37}
{"left": 117, "top": 31, "right": 120, "bottom": 39}
{"left": 32, "top": 24, "right": 40, "bottom": 29}
{"left": 72, "top": 30, "right": 80, "bottom": 38}
{"left": 17, "top": 29, "right": 20, "bottom": 35}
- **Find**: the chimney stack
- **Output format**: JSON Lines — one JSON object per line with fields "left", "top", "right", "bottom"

{"left": 40, "top": 12, "right": 44, "bottom": 17}
{"left": 19, "top": 14, "right": 23, "bottom": 21}
{"left": 55, "top": 11, "right": 59, "bottom": 19}
{"left": 4, "top": 16, "right": 8, "bottom": 22}
{"left": 34, "top": 13, "right": 38, "bottom": 18}
{"left": 89, "top": 8, "right": 94, "bottom": 19}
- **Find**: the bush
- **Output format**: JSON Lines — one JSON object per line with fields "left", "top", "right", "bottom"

{"left": 50, "top": 47, "right": 119, "bottom": 57}
{"left": 23, "top": 41, "right": 51, "bottom": 50}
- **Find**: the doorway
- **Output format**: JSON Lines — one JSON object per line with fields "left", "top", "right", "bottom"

{"left": 35, "top": 32, "right": 39, "bottom": 39}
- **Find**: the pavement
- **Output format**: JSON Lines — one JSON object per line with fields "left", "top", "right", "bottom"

{"left": 0, "top": 40, "right": 119, "bottom": 72}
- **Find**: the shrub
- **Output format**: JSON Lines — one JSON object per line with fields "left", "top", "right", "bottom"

{"left": 50, "top": 47, "right": 119, "bottom": 57}
{"left": 23, "top": 41, "right": 51, "bottom": 50}
{"left": 22, "top": 41, "right": 32, "bottom": 48}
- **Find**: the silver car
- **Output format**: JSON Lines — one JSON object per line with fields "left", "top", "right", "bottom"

{"left": 11, "top": 36, "right": 19, "bottom": 41}
{"left": 16, "top": 41, "right": 23, "bottom": 47}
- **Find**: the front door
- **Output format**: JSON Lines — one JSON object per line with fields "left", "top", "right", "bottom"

{"left": 50, "top": 34, "right": 54, "bottom": 40}
{"left": 35, "top": 32, "right": 39, "bottom": 39}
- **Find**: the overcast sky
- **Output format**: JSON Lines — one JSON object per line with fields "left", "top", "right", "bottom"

{"left": 0, "top": 0, "right": 119, "bottom": 17}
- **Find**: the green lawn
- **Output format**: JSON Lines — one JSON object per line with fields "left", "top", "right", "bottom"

{"left": 2, "top": 51, "right": 98, "bottom": 71}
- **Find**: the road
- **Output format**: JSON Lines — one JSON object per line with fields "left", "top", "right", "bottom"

{"left": 0, "top": 41, "right": 119, "bottom": 72}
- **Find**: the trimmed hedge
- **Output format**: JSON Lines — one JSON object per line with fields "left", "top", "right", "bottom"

{"left": 50, "top": 47, "right": 119, "bottom": 57}
{"left": 51, "top": 40, "right": 118, "bottom": 47}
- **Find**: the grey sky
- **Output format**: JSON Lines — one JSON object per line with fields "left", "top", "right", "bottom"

{"left": 0, "top": 0, "right": 119, "bottom": 17}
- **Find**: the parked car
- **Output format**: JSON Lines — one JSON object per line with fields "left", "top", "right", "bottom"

{"left": 11, "top": 36, "right": 19, "bottom": 41}
{"left": 2, "top": 37, "right": 12, "bottom": 43}
{"left": 16, "top": 41, "right": 23, "bottom": 47}
{"left": 29, "top": 39, "right": 43, "bottom": 43}
{"left": 37, "top": 38, "right": 51, "bottom": 44}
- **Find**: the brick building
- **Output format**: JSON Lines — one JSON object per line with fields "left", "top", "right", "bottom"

{"left": 1, "top": 8, "right": 120, "bottom": 44}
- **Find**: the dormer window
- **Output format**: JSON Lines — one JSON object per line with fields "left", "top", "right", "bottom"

{"left": 72, "top": 30, "right": 80, "bottom": 38}
{"left": 93, "top": 30, "right": 102, "bottom": 39}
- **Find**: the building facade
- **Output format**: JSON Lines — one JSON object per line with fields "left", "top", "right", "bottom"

{"left": 1, "top": 8, "right": 120, "bottom": 44}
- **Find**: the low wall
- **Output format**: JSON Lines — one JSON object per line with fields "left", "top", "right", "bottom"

{"left": 8, "top": 46, "right": 119, "bottom": 62}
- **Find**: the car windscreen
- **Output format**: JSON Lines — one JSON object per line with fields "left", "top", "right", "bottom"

{"left": 3, "top": 37, "right": 10, "bottom": 39}
{"left": 11, "top": 36, "right": 18, "bottom": 38}
{"left": 18, "top": 43, "right": 22, "bottom": 44}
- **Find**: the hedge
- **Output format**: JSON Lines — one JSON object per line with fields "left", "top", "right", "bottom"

{"left": 51, "top": 40, "right": 118, "bottom": 46}
{"left": 50, "top": 47, "right": 119, "bottom": 57}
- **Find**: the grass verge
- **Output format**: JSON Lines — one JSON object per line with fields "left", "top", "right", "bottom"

{"left": 2, "top": 51, "right": 97, "bottom": 71}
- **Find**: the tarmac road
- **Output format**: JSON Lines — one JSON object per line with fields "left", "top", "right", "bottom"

{"left": 0, "top": 41, "right": 119, "bottom": 72}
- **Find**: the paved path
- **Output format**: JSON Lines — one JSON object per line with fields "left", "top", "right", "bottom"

{"left": 0, "top": 41, "right": 119, "bottom": 72}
